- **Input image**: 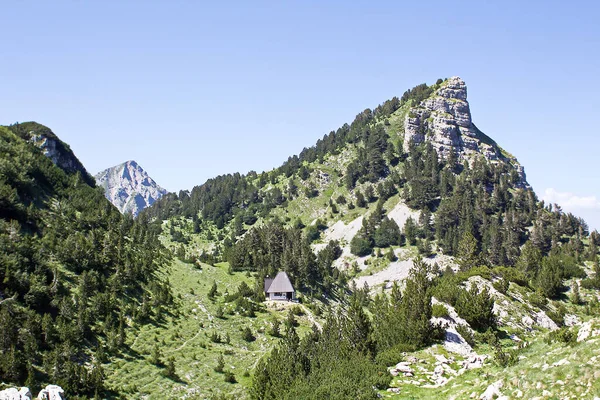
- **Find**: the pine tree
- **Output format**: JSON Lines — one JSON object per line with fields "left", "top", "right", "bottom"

{"left": 374, "top": 217, "right": 401, "bottom": 248}
{"left": 164, "top": 356, "right": 178, "bottom": 380}
{"left": 399, "top": 258, "right": 432, "bottom": 347}
{"left": 345, "top": 299, "right": 374, "bottom": 355}
{"left": 404, "top": 217, "right": 417, "bottom": 246}
{"left": 269, "top": 318, "right": 281, "bottom": 337}
{"left": 386, "top": 248, "right": 398, "bottom": 262}
{"left": 517, "top": 241, "right": 542, "bottom": 278}
{"left": 571, "top": 281, "right": 582, "bottom": 305}
{"left": 457, "top": 231, "right": 479, "bottom": 271}
{"left": 242, "top": 327, "right": 256, "bottom": 342}
{"left": 535, "top": 255, "right": 562, "bottom": 298}
{"left": 589, "top": 240, "right": 598, "bottom": 261}
{"left": 150, "top": 344, "right": 162, "bottom": 366}
{"left": 214, "top": 354, "right": 225, "bottom": 373}
{"left": 455, "top": 286, "right": 496, "bottom": 331}
{"left": 25, "top": 364, "right": 37, "bottom": 393}
{"left": 208, "top": 281, "right": 218, "bottom": 299}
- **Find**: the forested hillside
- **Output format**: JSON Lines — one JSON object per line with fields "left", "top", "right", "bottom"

{"left": 0, "top": 126, "right": 171, "bottom": 397}
{"left": 2, "top": 76, "right": 599, "bottom": 399}
{"left": 140, "top": 77, "right": 599, "bottom": 399}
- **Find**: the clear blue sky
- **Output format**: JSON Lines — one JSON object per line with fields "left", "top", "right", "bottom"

{"left": 1, "top": 1, "right": 599, "bottom": 230}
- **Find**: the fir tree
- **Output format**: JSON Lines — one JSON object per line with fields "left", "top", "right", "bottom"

{"left": 208, "top": 281, "right": 218, "bottom": 299}
{"left": 571, "top": 281, "right": 582, "bottom": 305}
{"left": 457, "top": 231, "right": 479, "bottom": 271}
{"left": 214, "top": 354, "right": 225, "bottom": 373}
{"left": 164, "top": 356, "right": 178, "bottom": 380}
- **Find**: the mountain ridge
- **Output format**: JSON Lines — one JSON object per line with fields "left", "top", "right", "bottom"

{"left": 2, "top": 76, "right": 598, "bottom": 399}
{"left": 5, "top": 121, "right": 96, "bottom": 187}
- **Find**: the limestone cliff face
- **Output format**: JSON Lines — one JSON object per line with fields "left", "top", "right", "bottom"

{"left": 403, "top": 77, "right": 528, "bottom": 186}
{"left": 0, "top": 385, "right": 63, "bottom": 400}
{"left": 94, "top": 160, "right": 167, "bottom": 216}
{"left": 29, "top": 134, "right": 84, "bottom": 174}
{"left": 5, "top": 122, "right": 95, "bottom": 187}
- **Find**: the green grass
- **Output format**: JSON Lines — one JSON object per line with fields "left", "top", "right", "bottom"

{"left": 383, "top": 333, "right": 600, "bottom": 399}
{"left": 104, "top": 258, "right": 322, "bottom": 399}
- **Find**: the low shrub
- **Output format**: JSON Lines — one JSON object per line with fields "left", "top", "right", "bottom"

{"left": 375, "top": 343, "right": 417, "bottom": 367}
{"left": 456, "top": 324, "right": 475, "bottom": 347}
{"left": 545, "top": 327, "right": 576, "bottom": 345}
{"left": 224, "top": 371, "right": 237, "bottom": 383}
{"left": 431, "top": 303, "right": 450, "bottom": 318}
{"left": 492, "top": 277, "right": 509, "bottom": 295}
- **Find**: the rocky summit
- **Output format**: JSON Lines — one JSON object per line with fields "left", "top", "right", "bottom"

{"left": 2, "top": 77, "right": 599, "bottom": 400}
{"left": 94, "top": 160, "right": 167, "bottom": 216}
{"left": 403, "top": 76, "right": 528, "bottom": 187}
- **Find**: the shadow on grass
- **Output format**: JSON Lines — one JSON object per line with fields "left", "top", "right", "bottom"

{"left": 119, "top": 344, "right": 143, "bottom": 361}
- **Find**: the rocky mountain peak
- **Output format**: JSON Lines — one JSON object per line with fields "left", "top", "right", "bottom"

{"left": 94, "top": 160, "right": 167, "bottom": 216}
{"left": 437, "top": 76, "right": 468, "bottom": 100}
{"left": 403, "top": 76, "right": 528, "bottom": 187}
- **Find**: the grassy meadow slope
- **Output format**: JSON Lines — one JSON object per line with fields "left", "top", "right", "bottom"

{"left": 4, "top": 77, "right": 599, "bottom": 399}
{"left": 131, "top": 78, "right": 600, "bottom": 399}
{"left": 104, "top": 232, "right": 324, "bottom": 399}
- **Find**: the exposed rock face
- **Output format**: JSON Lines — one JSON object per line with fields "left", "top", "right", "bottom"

{"left": 95, "top": 160, "right": 167, "bottom": 216}
{"left": 0, "top": 385, "right": 64, "bottom": 400}
{"left": 36, "top": 385, "right": 64, "bottom": 400}
{"left": 29, "top": 134, "right": 84, "bottom": 175}
{"left": 403, "top": 77, "right": 528, "bottom": 188}
{"left": 0, "top": 386, "right": 62, "bottom": 400}
{"left": 0, "top": 387, "right": 31, "bottom": 400}
{"left": 5, "top": 122, "right": 95, "bottom": 186}
{"left": 577, "top": 319, "right": 600, "bottom": 342}
{"left": 480, "top": 380, "right": 504, "bottom": 400}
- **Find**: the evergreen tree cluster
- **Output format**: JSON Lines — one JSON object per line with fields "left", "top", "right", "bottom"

{"left": 251, "top": 259, "right": 434, "bottom": 399}
{"left": 396, "top": 141, "right": 590, "bottom": 276}
{"left": 350, "top": 200, "right": 403, "bottom": 256}
{"left": 0, "top": 127, "right": 171, "bottom": 396}
{"left": 227, "top": 223, "right": 345, "bottom": 297}
{"left": 140, "top": 82, "right": 443, "bottom": 230}
{"left": 369, "top": 259, "right": 434, "bottom": 351}
{"left": 345, "top": 124, "right": 391, "bottom": 189}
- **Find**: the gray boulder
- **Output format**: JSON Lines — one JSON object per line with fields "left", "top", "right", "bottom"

{"left": 36, "top": 386, "right": 64, "bottom": 400}
{"left": 0, "top": 387, "right": 32, "bottom": 400}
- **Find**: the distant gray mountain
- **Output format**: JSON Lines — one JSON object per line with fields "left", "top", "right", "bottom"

{"left": 94, "top": 160, "right": 167, "bottom": 216}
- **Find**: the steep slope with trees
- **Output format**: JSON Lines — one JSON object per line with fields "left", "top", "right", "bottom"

{"left": 3, "top": 76, "right": 599, "bottom": 399}
{"left": 0, "top": 126, "right": 171, "bottom": 397}
{"left": 139, "top": 77, "right": 599, "bottom": 399}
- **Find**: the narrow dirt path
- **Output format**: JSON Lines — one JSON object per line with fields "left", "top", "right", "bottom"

{"left": 302, "top": 304, "right": 322, "bottom": 331}
{"left": 167, "top": 329, "right": 204, "bottom": 353}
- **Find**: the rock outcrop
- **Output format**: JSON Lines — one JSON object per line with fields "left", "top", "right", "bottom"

{"left": 403, "top": 77, "right": 528, "bottom": 188}
{"left": 5, "top": 122, "right": 95, "bottom": 187}
{"left": 29, "top": 134, "right": 84, "bottom": 176}
{"left": 36, "top": 385, "right": 64, "bottom": 400}
{"left": 95, "top": 160, "right": 167, "bottom": 216}
{"left": 0, "top": 387, "right": 31, "bottom": 400}
{"left": 479, "top": 380, "right": 504, "bottom": 400}
{"left": 0, "top": 385, "right": 63, "bottom": 400}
